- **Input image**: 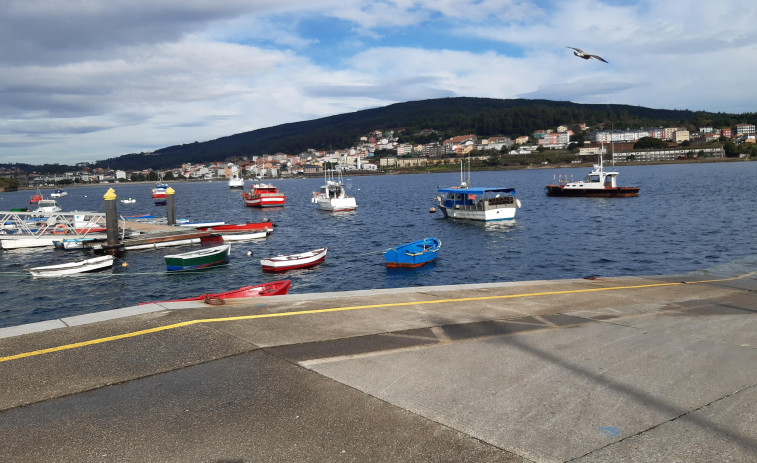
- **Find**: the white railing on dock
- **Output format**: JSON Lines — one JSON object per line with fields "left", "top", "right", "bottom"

{"left": 0, "top": 211, "right": 107, "bottom": 237}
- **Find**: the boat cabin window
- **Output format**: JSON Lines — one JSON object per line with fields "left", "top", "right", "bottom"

{"left": 585, "top": 174, "right": 601, "bottom": 183}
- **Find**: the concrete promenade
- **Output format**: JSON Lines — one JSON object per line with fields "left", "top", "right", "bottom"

{"left": 1, "top": 272, "right": 756, "bottom": 462}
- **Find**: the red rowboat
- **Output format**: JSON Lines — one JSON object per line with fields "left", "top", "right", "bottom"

{"left": 241, "top": 183, "right": 285, "bottom": 207}
{"left": 260, "top": 247, "right": 327, "bottom": 272}
{"left": 139, "top": 280, "right": 291, "bottom": 304}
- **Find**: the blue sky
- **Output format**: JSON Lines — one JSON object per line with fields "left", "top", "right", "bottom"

{"left": 1, "top": 0, "right": 756, "bottom": 165}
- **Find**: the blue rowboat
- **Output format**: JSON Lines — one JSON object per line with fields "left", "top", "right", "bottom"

{"left": 383, "top": 237, "right": 441, "bottom": 268}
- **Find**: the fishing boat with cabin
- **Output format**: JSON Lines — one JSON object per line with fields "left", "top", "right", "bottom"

{"left": 545, "top": 153, "right": 639, "bottom": 197}
{"left": 241, "top": 182, "right": 286, "bottom": 207}
{"left": 311, "top": 170, "right": 357, "bottom": 212}
{"left": 433, "top": 160, "right": 520, "bottom": 221}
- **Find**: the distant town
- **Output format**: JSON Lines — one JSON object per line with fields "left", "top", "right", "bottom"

{"left": 2, "top": 122, "right": 754, "bottom": 188}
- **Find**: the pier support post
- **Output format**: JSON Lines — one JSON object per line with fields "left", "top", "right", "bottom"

{"left": 166, "top": 187, "right": 176, "bottom": 225}
{"left": 102, "top": 188, "right": 123, "bottom": 254}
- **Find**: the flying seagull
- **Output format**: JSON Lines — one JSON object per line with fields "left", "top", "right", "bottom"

{"left": 566, "top": 47, "right": 608, "bottom": 63}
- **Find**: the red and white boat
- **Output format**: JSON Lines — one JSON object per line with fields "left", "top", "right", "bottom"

{"left": 195, "top": 222, "right": 273, "bottom": 242}
{"left": 195, "top": 222, "right": 274, "bottom": 233}
{"left": 139, "top": 280, "right": 291, "bottom": 304}
{"left": 260, "top": 247, "right": 327, "bottom": 272}
{"left": 241, "top": 182, "right": 285, "bottom": 208}
{"left": 152, "top": 183, "right": 169, "bottom": 205}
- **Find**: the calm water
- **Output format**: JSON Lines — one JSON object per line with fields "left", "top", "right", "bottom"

{"left": 2, "top": 162, "right": 757, "bottom": 328}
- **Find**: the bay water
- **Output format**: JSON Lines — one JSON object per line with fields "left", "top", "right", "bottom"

{"left": 2, "top": 161, "right": 757, "bottom": 328}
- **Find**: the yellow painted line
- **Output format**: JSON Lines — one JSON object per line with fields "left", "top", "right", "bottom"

{"left": 1, "top": 273, "right": 754, "bottom": 363}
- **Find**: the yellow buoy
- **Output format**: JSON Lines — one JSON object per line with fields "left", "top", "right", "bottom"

{"left": 122, "top": 262, "right": 129, "bottom": 267}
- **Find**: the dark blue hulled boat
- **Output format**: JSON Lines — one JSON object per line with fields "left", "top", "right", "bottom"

{"left": 383, "top": 237, "right": 441, "bottom": 268}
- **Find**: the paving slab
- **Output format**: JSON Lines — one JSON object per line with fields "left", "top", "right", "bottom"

{"left": 0, "top": 273, "right": 755, "bottom": 462}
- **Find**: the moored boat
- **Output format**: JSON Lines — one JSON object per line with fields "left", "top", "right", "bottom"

{"left": 228, "top": 175, "right": 244, "bottom": 189}
{"left": 164, "top": 244, "right": 231, "bottom": 271}
{"left": 261, "top": 247, "right": 327, "bottom": 272}
{"left": 434, "top": 187, "right": 520, "bottom": 221}
{"left": 120, "top": 198, "right": 136, "bottom": 204}
{"left": 29, "top": 189, "right": 43, "bottom": 204}
{"left": 195, "top": 222, "right": 274, "bottom": 233}
{"left": 52, "top": 237, "right": 99, "bottom": 250}
{"left": 138, "top": 280, "right": 291, "bottom": 304}
{"left": 384, "top": 237, "right": 441, "bottom": 268}
{"left": 545, "top": 157, "right": 640, "bottom": 197}
{"left": 34, "top": 199, "right": 62, "bottom": 214}
{"left": 433, "top": 159, "right": 520, "bottom": 222}
{"left": 28, "top": 255, "right": 114, "bottom": 277}
{"left": 50, "top": 189, "right": 68, "bottom": 198}
{"left": 241, "top": 182, "right": 285, "bottom": 207}
{"left": 152, "top": 183, "right": 169, "bottom": 205}
{"left": 311, "top": 170, "right": 356, "bottom": 212}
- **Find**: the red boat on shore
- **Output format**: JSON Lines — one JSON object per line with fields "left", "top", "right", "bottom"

{"left": 139, "top": 280, "right": 291, "bottom": 304}
{"left": 241, "top": 182, "right": 285, "bottom": 207}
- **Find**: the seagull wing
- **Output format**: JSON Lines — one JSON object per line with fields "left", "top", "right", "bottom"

{"left": 566, "top": 47, "right": 584, "bottom": 53}
{"left": 590, "top": 54, "right": 608, "bottom": 63}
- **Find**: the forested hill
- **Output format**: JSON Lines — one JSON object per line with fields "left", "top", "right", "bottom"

{"left": 13, "top": 97, "right": 757, "bottom": 172}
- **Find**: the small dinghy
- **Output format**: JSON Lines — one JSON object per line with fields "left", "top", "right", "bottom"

{"left": 164, "top": 244, "right": 230, "bottom": 271}
{"left": 260, "top": 247, "right": 327, "bottom": 272}
{"left": 383, "top": 237, "right": 441, "bottom": 268}
{"left": 28, "top": 255, "right": 115, "bottom": 277}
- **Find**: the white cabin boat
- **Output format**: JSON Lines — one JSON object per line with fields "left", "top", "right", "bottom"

{"left": 228, "top": 175, "right": 244, "bottom": 189}
{"left": 433, "top": 160, "right": 520, "bottom": 221}
{"left": 311, "top": 170, "right": 356, "bottom": 212}
{"left": 34, "top": 199, "right": 62, "bottom": 214}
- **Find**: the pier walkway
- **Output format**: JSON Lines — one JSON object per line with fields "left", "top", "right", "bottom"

{"left": 1, "top": 272, "right": 756, "bottom": 462}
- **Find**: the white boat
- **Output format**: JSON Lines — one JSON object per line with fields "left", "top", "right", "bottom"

{"left": 49, "top": 189, "right": 68, "bottom": 198}
{"left": 217, "top": 230, "right": 268, "bottom": 242}
{"left": 228, "top": 175, "right": 244, "bottom": 189}
{"left": 311, "top": 170, "right": 357, "bottom": 212}
{"left": 261, "top": 247, "right": 327, "bottom": 272}
{"left": 28, "top": 255, "right": 115, "bottom": 277}
{"left": 34, "top": 199, "right": 62, "bottom": 214}
{"left": 120, "top": 198, "right": 136, "bottom": 204}
{"left": 433, "top": 160, "right": 521, "bottom": 221}
{"left": 52, "top": 238, "right": 98, "bottom": 250}
{"left": 545, "top": 153, "right": 640, "bottom": 197}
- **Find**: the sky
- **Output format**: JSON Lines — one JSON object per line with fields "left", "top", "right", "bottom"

{"left": 2, "top": 0, "right": 757, "bottom": 166}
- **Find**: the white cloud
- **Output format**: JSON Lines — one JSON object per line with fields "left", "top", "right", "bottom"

{"left": 2, "top": 0, "right": 757, "bottom": 165}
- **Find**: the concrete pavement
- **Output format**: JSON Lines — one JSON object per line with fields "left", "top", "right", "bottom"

{"left": 1, "top": 272, "right": 756, "bottom": 462}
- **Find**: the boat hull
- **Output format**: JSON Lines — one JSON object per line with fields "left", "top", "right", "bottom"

{"left": 384, "top": 238, "right": 441, "bottom": 268}
{"left": 545, "top": 185, "right": 640, "bottom": 197}
{"left": 139, "top": 280, "right": 291, "bottom": 304}
{"left": 437, "top": 205, "right": 516, "bottom": 221}
{"left": 164, "top": 244, "right": 230, "bottom": 271}
{"left": 241, "top": 194, "right": 286, "bottom": 207}
{"left": 28, "top": 255, "right": 114, "bottom": 277}
{"left": 261, "top": 247, "right": 327, "bottom": 272}
{"left": 315, "top": 197, "right": 357, "bottom": 212}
